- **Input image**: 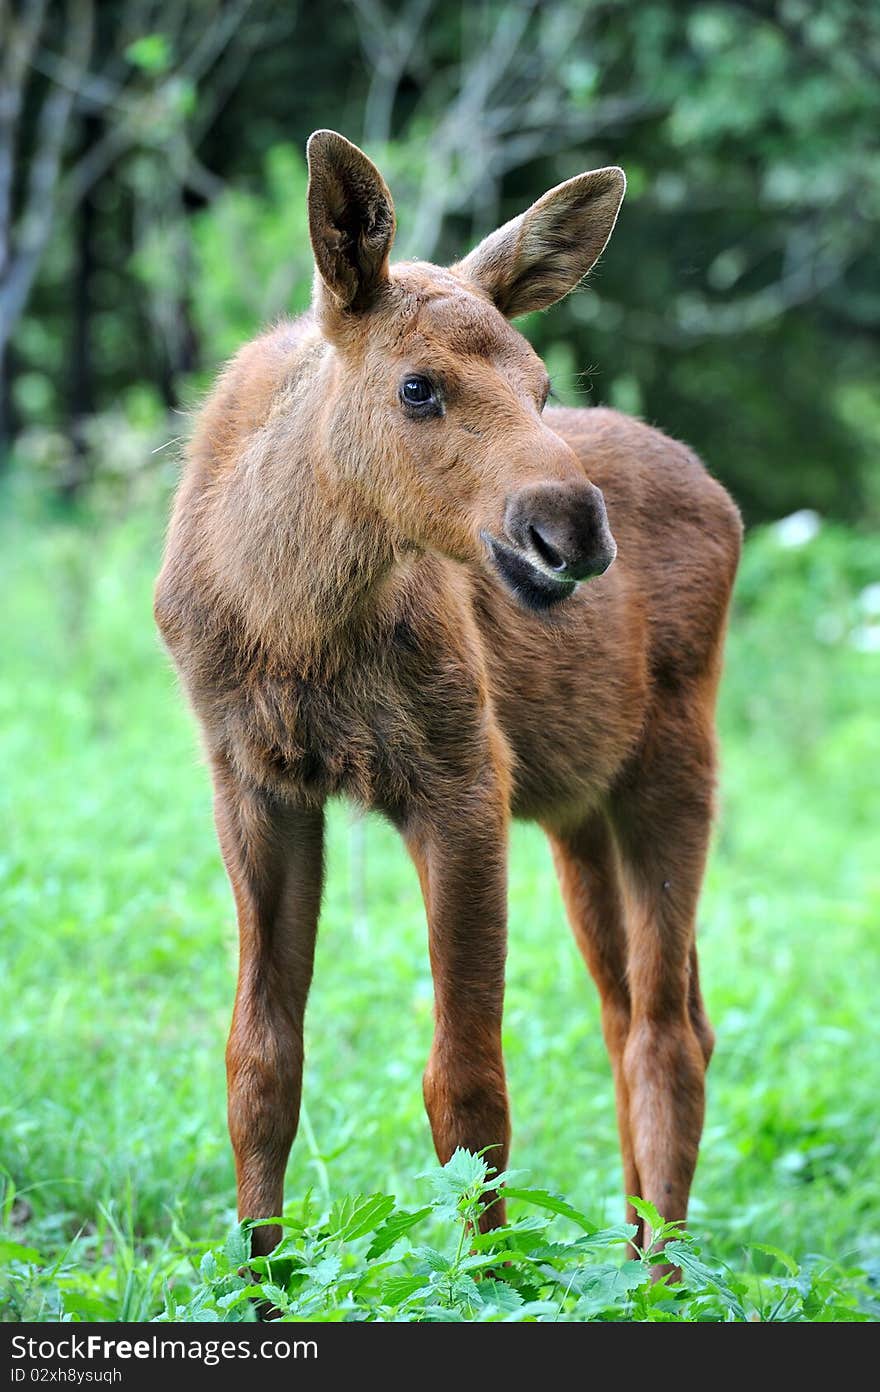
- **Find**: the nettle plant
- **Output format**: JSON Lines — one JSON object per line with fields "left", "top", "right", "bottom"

{"left": 156, "top": 1152, "right": 870, "bottom": 1323}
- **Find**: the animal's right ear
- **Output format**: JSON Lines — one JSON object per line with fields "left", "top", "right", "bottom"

{"left": 306, "top": 130, "right": 396, "bottom": 314}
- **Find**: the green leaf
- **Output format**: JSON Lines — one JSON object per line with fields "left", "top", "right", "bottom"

{"left": 125, "top": 33, "right": 172, "bottom": 73}
{"left": 511, "top": 1300, "right": 561, "bottom": 1320}
{"left": 332, "top": 1193, "right": 396, "bottom": 1242}
{"left": 576, "top": 1222, "right": 640, "bottom": 1250}
{"left": 469, "top": 1215, "right": 549, "bottom": 1252}
{"left": 223, "top": 1225, "right": 250, "bottom": 1268}
{"left": 420, "top": 1147, "right": 488, "bottom": 1201}
{"left": 378, "top": 1274, "right": 431, "bottom": 1306}
{"left": 664, "top": 1242, "right": 748, "bottom": 1319}
{"left": 410, "top": 1244, "right": 454, "bottom": 1273}
{"left": 571, "top": 1260, "right": 648, "bottom": 1315}
{"left": 248, "top": 1214, "right": 305, "bottom": 1234}
{"left": 530, "top": 1222, "right": 638, "bottom": 1262}
{"left": 161, "top": 1279, "right": 176, "bottom": 1320}
{"left": 503, "top": 1187, "right": 598, "bottom": 1233}
{"left": 247, "top": 1251, "right": 304, "bottom": 1286}
{"left": 629, "top": 1195, "right": 664, "bottom": 1232}
{"left": 303, "top": 1254, "right": 342, "bottom": 1287}
{"left": 484, "top": 1167, "right": 529, "bottom": 1189}
{"left": 366, "top": 1205, "right": 432, "bottom": 1258}
{"left": 458, "top": 1251, "right": 502, "bottom": 1274}
{"left": 217, "top": 1285, "right": 256, "bottom": 1310}
{"left": 0, "top": 1239, "right": 40, "bottom": 1264}
{"left": 420, "top": 1304, "right": 469, "bottom": 1322}
{"left": 474, "top": 1279, "right": 524, "bottom": 1313}
{"left": 750, "top": 1242, "right": 800, "bottom": 1276}
{"left": 257, "top": 1282, "right": 290, "bottom": 1312}
{"left": 663, "top": 1241, "right": 716, "bottom": 1283}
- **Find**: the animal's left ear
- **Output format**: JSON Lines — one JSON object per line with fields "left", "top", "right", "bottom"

{"left": 453, "top": 167, "right": 625, "bottom": 318}
{"left": 306, "top": 129, "right": 396, "bottom": 313}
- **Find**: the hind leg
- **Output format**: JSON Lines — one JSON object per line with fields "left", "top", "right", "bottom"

{"left": 548, "top": 812, "right": 644, "bottom": 1249}
{"left": 688, "top": 941, "right": 715, "bottom": 1069}
{"left": 609, "top": 699, "right": 717, "bottom": 1262}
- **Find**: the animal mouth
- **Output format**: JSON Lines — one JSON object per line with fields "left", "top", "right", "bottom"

{"left": 480, "top": 531, "right": 578, "bottom": 612}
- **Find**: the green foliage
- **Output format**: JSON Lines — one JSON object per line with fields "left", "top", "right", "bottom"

{"left": 124, "top": 34, "right": 173, "bottom": 75}
{"left": 0, "top": 496, "right": 878, "bottom": 1322}
{"left": 148, "top": 1150, "right": 873, "bottom": 1322}
{"left": 186, "top": 145, "right": 313, "bottom": 372}
{"left": 0, "top": 1174, "right": 191, "bottom": 1322}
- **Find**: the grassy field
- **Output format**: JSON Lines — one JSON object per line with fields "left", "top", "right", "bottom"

{"left": 1, "top": 484, "right": 878, "bottom": 1320}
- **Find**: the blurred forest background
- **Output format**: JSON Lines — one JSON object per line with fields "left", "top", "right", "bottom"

{"left": 2, "top": 0, "right": 879, "bottom": 1322}
{"left": 1, "top": 0, "right": 879, "bottom": 521}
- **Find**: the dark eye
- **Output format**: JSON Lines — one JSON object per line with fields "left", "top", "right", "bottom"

{"left": 399, "top": 375, "right": 440, "bottom": 414}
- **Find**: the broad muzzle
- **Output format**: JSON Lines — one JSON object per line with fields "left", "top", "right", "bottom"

{"left": 504, "top": 481, "right": 616, "bottom": 582}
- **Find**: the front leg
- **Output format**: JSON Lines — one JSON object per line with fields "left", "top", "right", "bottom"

{"left": 212, "top": 756, "right": 324, "bottom": 1257}
{"left": 407, "top": 787, "right": 511, "bottom": 1232}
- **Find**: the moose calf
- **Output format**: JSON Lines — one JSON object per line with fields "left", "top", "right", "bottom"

{"left": 155, "top": 131, "right": 742, "bottom": 1263}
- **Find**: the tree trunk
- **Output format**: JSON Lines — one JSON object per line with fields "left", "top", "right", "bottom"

{"left": 61, "top": 113, "right": 98, "bottom": 502}
{"left": 0, "top": 334, "right": 13, "bottom": 462}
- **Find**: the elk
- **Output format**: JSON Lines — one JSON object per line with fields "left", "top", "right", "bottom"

{"left": 154, "top": 130, "right": 742, "bottom": 1267}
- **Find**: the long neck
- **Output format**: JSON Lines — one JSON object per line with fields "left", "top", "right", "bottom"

{"left": 192, "top": 336, "right": 406, "bottom": 673}
{"left": 212, "top": 478, "right": 409, "bottom": 677}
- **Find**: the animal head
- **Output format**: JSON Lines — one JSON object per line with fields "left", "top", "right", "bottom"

{"left": 306, "top": 130, "right": 625, "bottom": 611}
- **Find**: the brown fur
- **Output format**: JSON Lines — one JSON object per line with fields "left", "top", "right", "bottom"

{"left": 155, "top": 131, "right": 742, "bottom": 1264}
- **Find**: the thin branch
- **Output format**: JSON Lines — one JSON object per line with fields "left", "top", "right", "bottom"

{"left": 190, "top": 4, "right": 275, "bottom": 146}
{"left": 401, "top": 0, "right": 541, "bottom": 257}
{"left": 0, "top": 0, "right": 94, "bottom": 345}
{"left": 0, "top": 0, "right": 49, "bottom": 91}
{"left": 0, "top": 0, "right": 49, "bottom": 272}
{"left": 350, "top": 0, "right": 436, "bottom": 147}
{"left": 57, "top": 118, "right": 131, "bottom": 215}
{"left": 612, "top": 240, "right": 867, "bottom": 347}
{"left": 182, "top": 150, "right": 225, "bottom": 201}
{"left": 27, "top": 43, "right": 126, "bottom": 111}
{"left": 180, "top": 0, "right": 257, "bottom": 84}
{"left": 59, "top": 1, "right": 269, "bottom": 216}
{"left": 392, "top": 0, "right": 661, "bottom": 263}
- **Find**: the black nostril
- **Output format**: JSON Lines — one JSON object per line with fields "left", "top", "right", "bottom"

{"left": 528, "top": 525, "right": 568, "bottom": 573}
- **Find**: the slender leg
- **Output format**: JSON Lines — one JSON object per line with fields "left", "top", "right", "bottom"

{"left": 548, "top": 813, "right": 644, "bottom": 1249}
{"left": 212, "top": 758, "right": 324, "bottom": 1256}
{"left": 609, "top": 702, "right": 717, "bottom": 1265}
{"left": 407, "top": 792, "right": 511, "bottom": 1231}
{"left": 688, "top": 941, "right": 716, "bottom": 1068}
{"left": 680, "top": 941, "right": 717, "bottom": 1260}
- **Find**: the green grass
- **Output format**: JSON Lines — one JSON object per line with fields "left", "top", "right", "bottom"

{"left": 1, "top": 485, "right": 878, "bottom": 1320}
